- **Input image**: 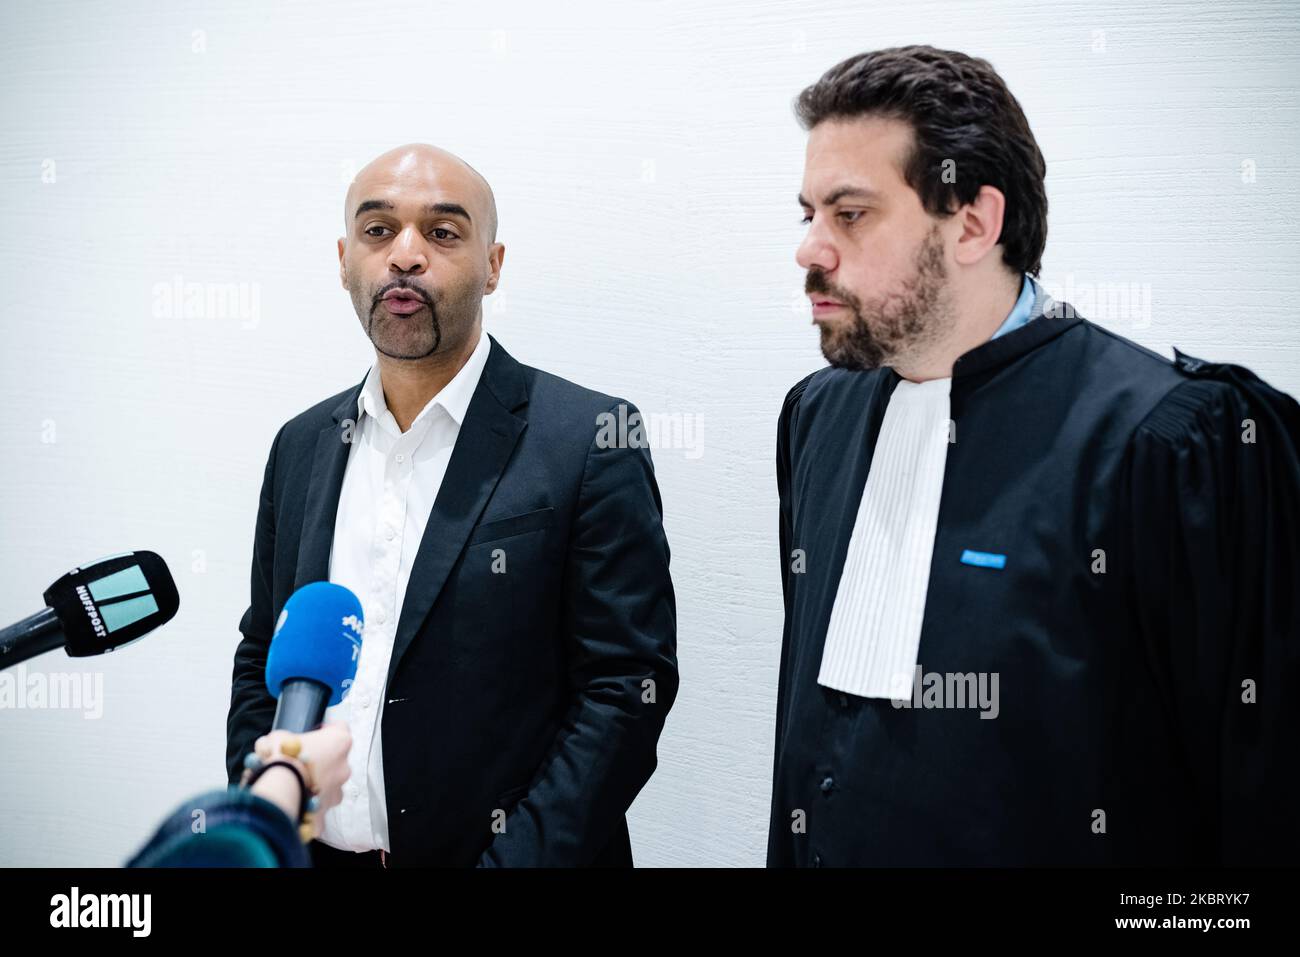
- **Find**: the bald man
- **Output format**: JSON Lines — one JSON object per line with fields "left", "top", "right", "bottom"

{"left": 225, "top": 144, "right": 678, "bottom": 867}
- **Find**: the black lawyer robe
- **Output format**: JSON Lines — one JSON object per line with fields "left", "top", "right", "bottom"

{"left": 767, "top": 307, "right": 1300, "bottom": 866}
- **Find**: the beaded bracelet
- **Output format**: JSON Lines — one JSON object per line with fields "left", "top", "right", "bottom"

{"left": 241, "top": 750, "right": 322, "bottom": 843}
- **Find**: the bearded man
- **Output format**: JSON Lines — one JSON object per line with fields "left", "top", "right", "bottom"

{"left": 768, "top": 46, "right": 1300, "bottom": 866}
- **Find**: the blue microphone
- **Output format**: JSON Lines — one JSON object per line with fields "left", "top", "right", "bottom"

{"left": 265, "top": 582, "right": 364, "bottom": 733}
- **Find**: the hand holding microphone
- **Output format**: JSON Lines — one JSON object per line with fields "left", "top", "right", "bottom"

{"left": 247, "top": 722, "right": 353, "bottom": 840}
{"left": 128, "top": 580, "right": 364, "bottom": 866}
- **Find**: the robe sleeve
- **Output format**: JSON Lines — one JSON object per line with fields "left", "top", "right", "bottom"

{"left": 767, "top": 373, "right": 815, "bottom": 867}
{"left": 1127, "top": 374, "right": 1300, "bottom": 865}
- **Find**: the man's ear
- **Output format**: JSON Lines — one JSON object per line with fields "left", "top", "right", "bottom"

{"left": 484, "top": 242, "right": 506, "bottom": 295}
{"left": 337, "top": 237, "right": 347, "bottom": 289}
{"left": 952, "top": 185, "right": 1007, "bottom": 267}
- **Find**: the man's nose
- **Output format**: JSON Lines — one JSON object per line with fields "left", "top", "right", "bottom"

{"left": 387, "top": 226, "right": 428, "bottom": 273}
{"left": 796, "top": 218, "right": 838, "bottom": 274}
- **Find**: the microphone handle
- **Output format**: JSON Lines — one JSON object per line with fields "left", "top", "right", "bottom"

{"left": 271, "top": 678, "right": 332, "bottom": 734}
{"left": 0, "top": 607, "right": 64, "bottom": 667}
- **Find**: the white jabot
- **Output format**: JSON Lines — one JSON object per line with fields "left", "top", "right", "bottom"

{"left": 817, "top": 376, "right": 952, "bottom": 699}
{"left": 318, "top": 331, "right": 491, "bottom": 853}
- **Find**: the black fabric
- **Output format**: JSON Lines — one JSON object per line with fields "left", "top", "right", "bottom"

{"left": 768, "top": 310, "right": 1300, "bottom": 866}
{"left": 226, "top": 334, "right": 678, "bottom": 867}
{"left": 308, "top": 841, "right": 384, "bottom": 869}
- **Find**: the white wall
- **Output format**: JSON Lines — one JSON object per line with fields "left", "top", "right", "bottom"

{"left": 1, "top": 0, "right": 1297, "bottom": 867}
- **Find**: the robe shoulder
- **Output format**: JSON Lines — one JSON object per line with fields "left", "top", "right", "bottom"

{"left": 778, "top": 369, "right": 818, "bottom": 431}
{"left": 776, "top": 364, "right": 896, "bottom": 468}
{"left": 1127, "top": 363, "right": 1300, "bottom": 539}
{"left": 1132, "top": 375, "right": 1249, "bottom": 449}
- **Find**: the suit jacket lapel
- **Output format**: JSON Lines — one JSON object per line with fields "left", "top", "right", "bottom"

{"left": 387, "top": 334, "right": 529, "bottom": 686}
{"left": 294, "top": 379, "right": 367, "bottom": 590}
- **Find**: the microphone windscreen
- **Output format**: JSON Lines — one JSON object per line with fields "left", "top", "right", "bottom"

{"left": 43, "top": 550, "right": 180, "bottom": 656}
{"left": 265, "top": 582, "right": 363, "bottom": 707}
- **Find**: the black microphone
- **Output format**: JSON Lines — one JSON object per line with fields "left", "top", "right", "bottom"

{"left": 0, "top": 551, "right": 179, "bottom": 668}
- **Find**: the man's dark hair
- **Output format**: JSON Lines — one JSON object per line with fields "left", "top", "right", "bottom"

{"left": 795, "top": 45, "right": 1047, "bottom": 277}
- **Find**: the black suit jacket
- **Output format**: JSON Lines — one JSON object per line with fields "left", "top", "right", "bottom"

{"left": 225, "top": 334, "right": 678, "bottom": 866}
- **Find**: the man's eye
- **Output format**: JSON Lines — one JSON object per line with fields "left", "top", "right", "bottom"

{"left": 430, "top": 228, "right": 457, "bottom": 241}
{"left": 364, "top": 226, "right": 389, "bottom": 237}
{"left": 839, "top": 210, "right": 864, "bottom": 224}
{"left": 800, "top": 213, "right": 813, "bottom": 225}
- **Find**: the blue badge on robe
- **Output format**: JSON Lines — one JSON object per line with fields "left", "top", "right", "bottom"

{"left": 960, "top": 549, "right": 1006, "bottom": 569}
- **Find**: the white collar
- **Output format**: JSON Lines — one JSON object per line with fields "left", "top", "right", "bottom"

{"left": 356, "top": 330, "right": 492, "bottom": 431}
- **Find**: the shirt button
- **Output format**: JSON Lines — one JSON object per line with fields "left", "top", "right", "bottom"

{"left": 396, "top": 453, "right": 405, "bottom": 463}
{"left": 820, "top": 776, "right": 834, "bottom": 794}
{"left": 385, "top": 526, "right": 395, "bottom": 541}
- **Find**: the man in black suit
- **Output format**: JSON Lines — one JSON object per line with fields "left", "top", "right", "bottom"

{"left": 226, "top": 143, "right": 678, "bottom": 867}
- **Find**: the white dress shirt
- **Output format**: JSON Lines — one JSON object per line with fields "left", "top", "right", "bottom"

{"left": 318, "top": 331, "right": 491, "bottom": 853}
